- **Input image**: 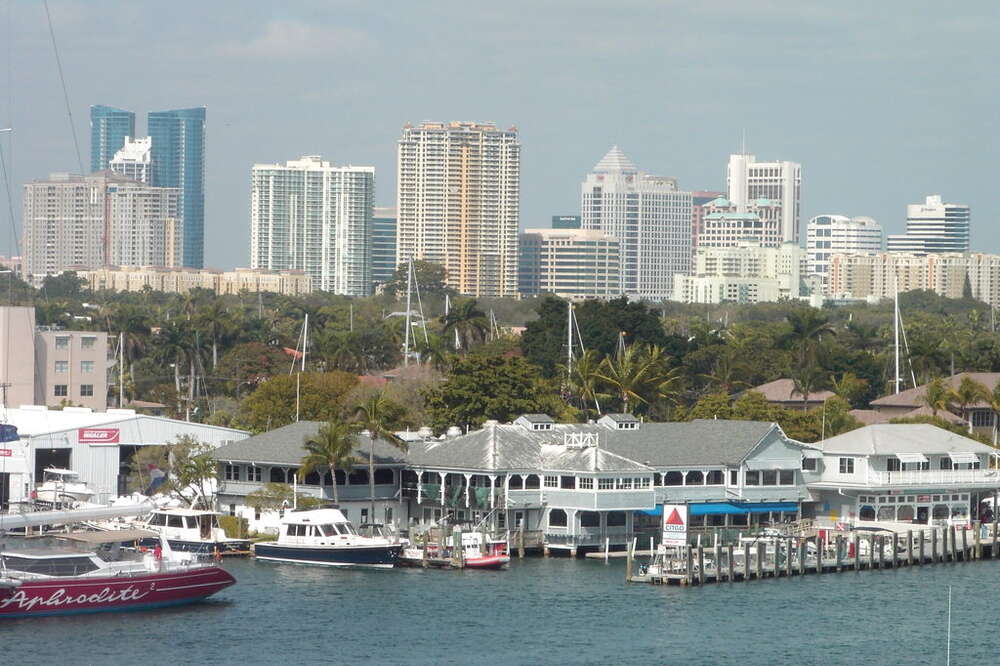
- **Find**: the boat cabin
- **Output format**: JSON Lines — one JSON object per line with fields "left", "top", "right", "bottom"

{"left": 0, "top": 552, "right": 105, "bottom": 578}
{"left": 144, "top": 509, "right": 222, "bottom": 541}
{"left": 279, "top": 508, "right": 364, "bottom": 544}
{"left": 40, "top": 468, "right": 82, "bottom": 482}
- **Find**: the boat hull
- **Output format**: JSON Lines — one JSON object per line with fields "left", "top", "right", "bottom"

{"left": 254, "top": 542, "right": 402, "bottom": 569}
{"left": 0, "top": 566, "right": 235, "bottom": 618}
{"left": 464, "top": 555, "right": 511, "bottom": 570}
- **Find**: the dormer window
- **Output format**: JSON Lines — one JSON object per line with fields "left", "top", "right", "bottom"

{"left": 515, "top": 414, "right": 555, "bottom": 431}
{"left": 597, "top": 414, "right": 640, "bottom": 430}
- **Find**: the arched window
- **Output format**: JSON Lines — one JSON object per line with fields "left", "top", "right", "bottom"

{"left": 508, "top": 475, "right": 524, "bottom": 490}
{"left": 705, "top": 470, "right": 724, "bottom": 485}
{"left": 664, "top": 472, "right": 683, "bottom": 486}
{"left": 374, "top": 469, "right": 394, "bottom": 485}
{"left": 896, "top": 505, "right": 915, "bottom": 522}
{"left": 859, "top": 505, "right": 876, "bottom": 521}
{"left": 932, "top": 504, "right": 950, "bottom": 520}
{"left": 524, "top": 475, "right": 540, "bottom": 489}
{"left": 349, "top": 469, "right": 368, "bottom": 485}
{"left": 548, "top": 509, "right": 567, "bottom": 528}
{"left": 304, "top": 471, "right": 321, "bottom": 486}
{"left": 685, "top": 471, "right": 704, "bottom": 486}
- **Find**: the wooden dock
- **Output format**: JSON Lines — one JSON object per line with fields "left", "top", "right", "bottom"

{"left": 627, "top": 523, "right": 1000, "bottom": 586}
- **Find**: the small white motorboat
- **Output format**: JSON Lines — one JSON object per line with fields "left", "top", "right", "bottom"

{"left": 33, "top": 468, "right": 95, "bottom": 505}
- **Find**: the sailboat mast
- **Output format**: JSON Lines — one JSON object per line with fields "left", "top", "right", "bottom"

{"left": 567, "top": 301, "right": 573, "bottom": 380}
{"left": 301, "top": 313, "right": 308, "bottom": 372}
{"left": 894, "top": 273, "right": 900, "bottom": 395}
{"left": 403, "top": 258, "right": 413, "bottom": 367}
{"left": 119, "top": 332, "right": 125, "bottom": 408}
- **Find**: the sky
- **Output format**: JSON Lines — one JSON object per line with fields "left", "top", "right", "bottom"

{"left": 0, "top": 0, "right": 997, "bottom": 270}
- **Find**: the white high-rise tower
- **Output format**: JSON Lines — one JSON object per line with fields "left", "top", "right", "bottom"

{"left": 109, "top": 136, "right": 152, "bottom": 184}
{"left": 250, "top": 155, "right": 374, "bottom": 296}
{"left": 726, "top": 153, "right": 801, "bottom": 244}
{"left": 886, "top": 195, "right": 970, "bottom": 254}
{"left": 396, "top": 121, "right": 520, "bottom": 297}
{"left": 581, "top": 146, "right": 692, "bottom": 299}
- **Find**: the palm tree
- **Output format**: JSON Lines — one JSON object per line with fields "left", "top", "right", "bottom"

{"left": 791, "top": 364, "right": 828, "bottom": 411}
{"left": 987, "top": 383, "right": 1000, "bottom": 445}
{"left": 783, "top": 309, "right": 836, "bottom": 365}
{"left": 195, "top": 300, "right": 235, "bottom": 369}
{"left": 698, "top": 352, "right": 750, "bottom": 395}
{"left": 562, "top": 349, "right": 610, "bottom": 418}
{"left": 440, "top": 299, "right": 488, "bottom": 351}
{"left": 593, "top": 344, "right": 662, "bottom": 414}
{"left": 354, "top": 392, "right": 408, "bottom": 522}
{"left": 154, "top": 320, "right": 195, "bottom": 406}
{"left": 921, "top": 377, "right": 955, "bottom": 417}
{"left": 300, "top": 419, "right": 358, "bottom": 504}
{"left": 953, "top": 376, "right": 989, "bottom": 432}
{"left": 415, "top": 335, "right": 449, "bottom": 372}
{"left": 830, "top": 372, "right": 868, "bottom": 408}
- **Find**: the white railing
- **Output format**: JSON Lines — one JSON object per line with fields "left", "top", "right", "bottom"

{"left": 867, "top": 469, "right": 1000, "bottom": 486}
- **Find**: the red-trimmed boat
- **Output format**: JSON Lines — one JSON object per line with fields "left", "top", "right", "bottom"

{"left": 0, "top": 532, "right": 235, "bottom": 618}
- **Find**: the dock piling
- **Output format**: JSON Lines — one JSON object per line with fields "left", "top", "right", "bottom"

{"left": 743, "top": 542, "right": 751, "bottom": 581}
{"left": 961, "top": 525, "right": 968, "bottom": 561}
{"left": 715, "top": 540, "right": 722, "bottom": 582}
{"left": 835, "top": 536, "right": 842, "bottom": 572}
{"left": 697, "top": 547, "right": 705, "bottom": 585}
{"left": 755, "top": 543, "right": 763, "bottom": 580}
{"left": 853, "top": 533, "right": 860, "bottom": 571}
{"left": 907, "top": 530, "right": 913, "bottom": 566}
{"left": 727, "top": 544, "right": 734, "bottom": 583}
{"left": 799, "top": 540, "right": 806, "bottom": 576}
{"left": 919, "top": 529, "right": 925, "bottom": 565}
{"left": 785, "top": 538, "right": 792, "bottom": 577}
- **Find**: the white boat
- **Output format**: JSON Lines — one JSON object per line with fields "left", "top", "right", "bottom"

{"left": 253, "top": 508, "right": 402, "bottom": 568}
{"left": 33, "top": 468, "right": 95, "bottom": 505}
{"left": 140, "top": 508, "right": 251, "bottom": 556}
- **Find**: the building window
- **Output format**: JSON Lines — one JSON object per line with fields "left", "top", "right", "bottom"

{"left": 548, "top": 509, "right": 567, "bottom": 528}
{"left": 745, "top": 471, "right": 760, "bottom": 486}
{"left": 606, "top": 511, "right": 626, "bottom": 527}
{"left": 80, "top": 361, "right": 94, "bottom": 374}
{"left": 53, "top": 384, "right": 67, "bottom": 397}
{"left": 598, "top": 478, "right": 614, "bottom": 490}
{"left": 543, "top": 475, "right": 558, "bottom": 488}
{"left": 685, "top": 470, "right": 704, "bottom": 485}
{"left": 802, "top": 458, "right": 817, "bottom": 472}
{"left": 779, "top": 470, "right": 795, "bottom": 485}
{"left": 55, "top": 336, "right": 69, "bottom": 350}
{"left": 705, "top": 470, "right": 724, "bottom": 485}
{"left": 580, "top": 511, "right": 600, "bottom": 527}
{"left": 80, "top": 384, "right": 93, "bottom": 397}
{"left": 578, "top": 477, "right": 593, "bottom": 490}
{"left": 972, "top": 411, "right": 993, "bottom": 428}
{"left": 664, "top": 471, "right": 683, "bottom": 486}
{"left": 224, "top": 464, "right": 240, "bottom": 481}
{"left": 839, "top": 458, "right": 854, "bottom": 474}
{"left": 247, "top": 467, "right": 262, "bottom": 482}
{"left": 729, "top": 470, "right": 738, "bottom": 485}
{"left": 888, "top": 458, "right": 901, "bottom": 472}
{"left": 616, "top": 477, "right": 633, "bottom": 490}
{"left": 54, "top": 360, "right": 68, "bottom": 373}
{"left": 762, "top": 470, "right": 778, "bottom": 486}
{"left": 81, "top": 336, "right": 96, "bottom": 350}
{"left": 940, "top": 457, "right": 952, "bottom": 470}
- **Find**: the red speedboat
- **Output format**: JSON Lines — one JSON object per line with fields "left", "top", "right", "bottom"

{"left": 0, "top": 533, "right": 235, "bottom": 618}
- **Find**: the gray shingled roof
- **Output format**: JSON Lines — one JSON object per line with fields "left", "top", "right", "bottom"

{"left": 211, "top": 421, "right": 408, "bottom": 466}
{"left": 596, "top": 420, "right": 778, "bottom": 467}
{"left": 816, "top": 424, "right": 996, "bottom": 456}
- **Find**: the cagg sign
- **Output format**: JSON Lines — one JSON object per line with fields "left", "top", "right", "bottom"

{"left": 78, "top": 428, "right": 120, "bottom": 445}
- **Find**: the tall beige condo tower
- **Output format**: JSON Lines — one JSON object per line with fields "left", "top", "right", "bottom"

{"left": 396, "top": 121, "right": 520, "bottom": 297}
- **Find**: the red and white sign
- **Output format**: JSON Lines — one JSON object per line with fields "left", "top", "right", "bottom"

{"left": 661, "top": 504, "right": 689, "bottom": 547}
{"left": 79, "top": 428, "right": 120, "bottom": 445}
{"left": 0, "top": 448, "right": 11, "bottom": 457}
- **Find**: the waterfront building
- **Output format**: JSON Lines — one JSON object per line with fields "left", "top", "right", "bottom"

{"left": 77, "top": 265, "right": 312, "bottom": 296}
{"left": 0, "top": 406, "right": 247, "bottom": 508}
{"left": 250, "top": 155, "right": 373, "bottom": 295}
{"left": 90, "top": 105, "right": 135, "bottom": 173}
{"left": 213, "top": 415, "right": 812, "bottom": 550}
{"left": 806, "top": 215, "right": 882, "bottom": 291}
{"left": 22, "top": 172, "right": 181, "bottom": 280}
{"left": 828, "top": 251, "right": 1000, "bottom": 307}
{"left": 148, "top": 107, "right": 206, "bottom": 268}
{"left": 518, "top": 228, "right": 621, "bottom": 300}
{"left": 109, "top": 136, "right": 152, "bottom": 183}
{"left": 807, "top": 424, "right": 999, "bottom": 526}
{"left": 551, "top": 215, "right": 581, "bottom": 229}
{"left": 726, "top": 153, "right": 801, "bottom": 244}
{"left": 672, "top": 241, "right": 805, "bottom": 304}
{"left": 372, "top": 207, "right": 398, "bottom": 289}
{"left": 886, "top": 195, "right": 970, "bottom": 254}
{"left": 396, "top": 121, "right": 520, "bottom": 297}
{"left": 581, "top": 146, "right": 692, "bottom": 300}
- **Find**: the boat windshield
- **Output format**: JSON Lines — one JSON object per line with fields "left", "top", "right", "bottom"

{"left": 319, "top": 524, "right": 337, "bottom": 537}
{"left": 2, "top": 554, "right": 100, "bottom": 577}
{"left": 335, "top": 522, "right": 356, "bottom": 536}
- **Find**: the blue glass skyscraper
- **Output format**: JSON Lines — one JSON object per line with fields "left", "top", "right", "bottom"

{"left": 148, "top": 107, "right": 206, "bottom": 268}
{"left": 90, "top": 105, "right": 135, "bottom": 172}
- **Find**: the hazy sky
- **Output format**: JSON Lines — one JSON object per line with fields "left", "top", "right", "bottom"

{"left": 1, "top": 0, "right": 996, "bottom": 269}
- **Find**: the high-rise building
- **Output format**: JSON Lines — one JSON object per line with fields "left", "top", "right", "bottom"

{"left": 581, "top": 146, "right": 692, "bottom": 300}
{"left": 372, "top": 207, "right": 398, "bottom": 288}
{"left": 148, "top": 107, "right": 206, "bottom": 268}
{"left": 518, "top": 228, "right": 621, "bottom": 300}
{"left": 886, "top": 195, "right": 970, "bottom": 254}
{"left": 673, "top": 241, "right": 804, "bottom": 304}
{"left": 250, "top": 156, "right": 374, "bottom": 296}
{"left": 551, "top": 215, "right": 581, "bottom": 229}
{"left": 690, "top": 191, "right": 725, "bottom": 257}
{"left": 828, "top": 251, "right": 1000, "bottom": 306}
{"left": 109, "top": 136, "right": 152, "bottom": 184}
{"left": 396, "top": 121, "right": 520, "bottom": 297}
{"left": 695, "top": 195, "right": 784, "bottom": 249}
{"left": 726, "top": 153, "right": 801, "bottom": 243}
{"left": 806, "top": 215, "right": 882, "bottom": 290}
{"left": 22, "top": 172, "right": 181, "bottom": 280}
{"left": 90, "top": 105, "right": 135, "bottom": 173}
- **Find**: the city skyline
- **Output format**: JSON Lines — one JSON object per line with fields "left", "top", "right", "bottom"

{"left": 0, "top": 2, "right": 995, "bottom": 271}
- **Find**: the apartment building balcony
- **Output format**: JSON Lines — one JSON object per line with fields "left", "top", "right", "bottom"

{"left": 865, "top": 469, "right": 1000, "bottom": 487}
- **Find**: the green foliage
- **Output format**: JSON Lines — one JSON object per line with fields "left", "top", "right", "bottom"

{"left": 300, "top": 419, "right": 360, "bottom": 503}
{"left": 245, "top": 482, "right": 323, "bottom": 512}
{"left": 218, "top": 515, "right": 248, "bottom": 539}
{"left": 236, "top": 371, "right": 359, "bottom": 432}
{"left": 383, "top": 260, "right": 448, "bottom": 298}
{"left": 423, "top": 354, "right": 569, "bottom": 433}
{"left": 40, "top": 271, "right": 86, "bottom": 299}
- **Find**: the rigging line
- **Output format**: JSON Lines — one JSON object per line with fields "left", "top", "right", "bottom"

{"left": 42, "top": 0, "right": 83, "bottom": 174}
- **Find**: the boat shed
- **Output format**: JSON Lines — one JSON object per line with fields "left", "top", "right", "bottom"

{"left": 0, "top": 405, "right": 248, "bottom": 507}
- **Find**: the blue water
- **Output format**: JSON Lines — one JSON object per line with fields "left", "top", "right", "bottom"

{"left": 3, "top": 554, "right": 997, "bottom": 665}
